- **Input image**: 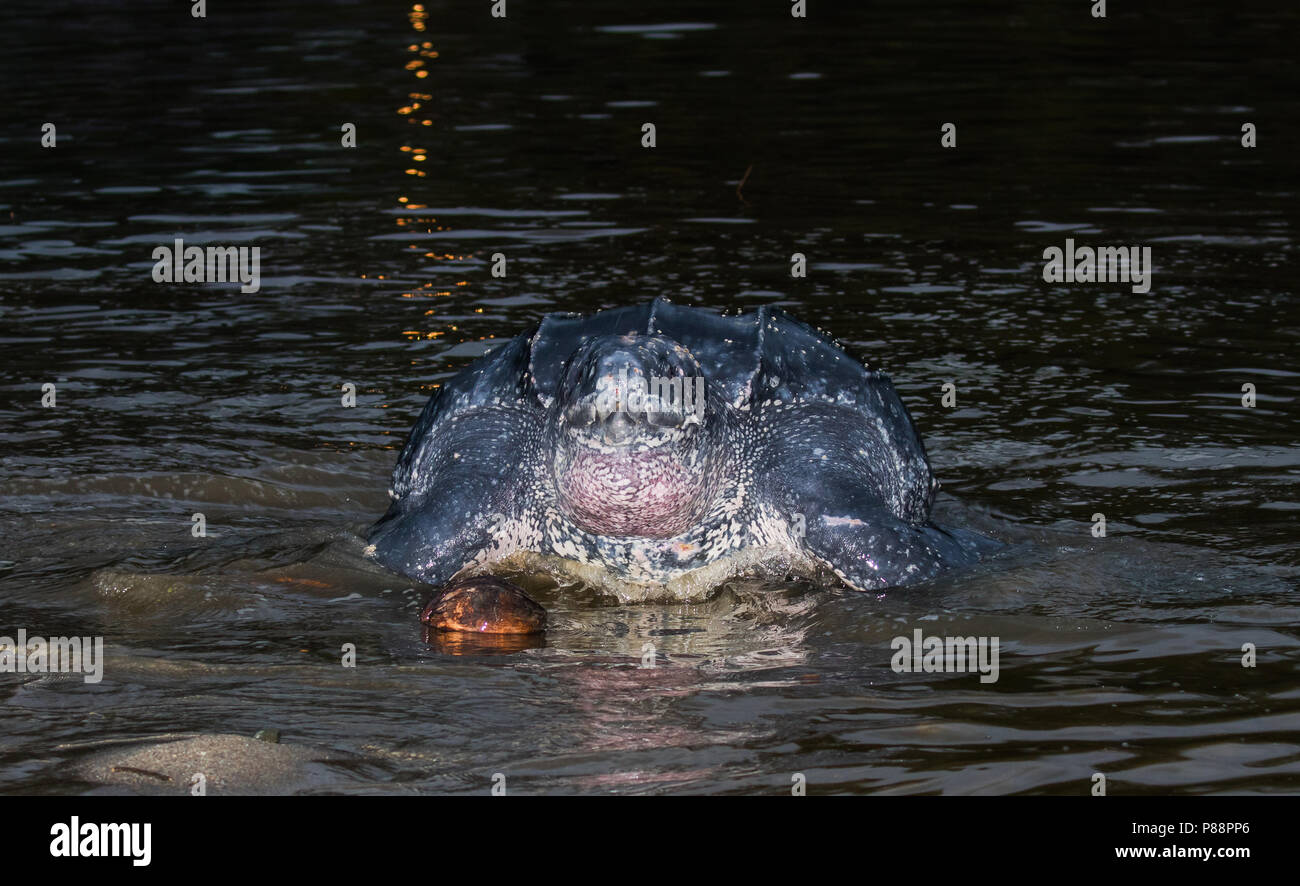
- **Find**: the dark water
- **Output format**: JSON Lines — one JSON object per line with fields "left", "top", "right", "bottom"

{"left": 1, "top": 0, "right": 1298, "bottom": 794}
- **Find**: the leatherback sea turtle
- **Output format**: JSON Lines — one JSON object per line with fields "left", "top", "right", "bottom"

{"left": 368, "top": 299, "right": 990, "bottom": 628}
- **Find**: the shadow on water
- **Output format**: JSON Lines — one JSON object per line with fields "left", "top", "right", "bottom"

{"left": 0, "top": 1, "right": 1297, "bottom": 793}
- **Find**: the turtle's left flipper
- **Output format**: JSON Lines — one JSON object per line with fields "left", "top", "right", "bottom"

{"left": 801, "top": 508, "right": 982, "bottom": 591}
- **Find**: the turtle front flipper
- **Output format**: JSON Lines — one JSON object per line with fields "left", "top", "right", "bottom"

{"left": 800, "top": 505, "right": 984, "bottom": 591}
{"left": 765, "top": 462, "right": 984, "bottom": 591}
{"left": 367, "top": 495, "right": 509, "bottom": 587}
{"left": 757, "top": 402, "right": 987, "bottom": 591}
{"left": 367, "top": 404, "right": 543, "bottom": 586}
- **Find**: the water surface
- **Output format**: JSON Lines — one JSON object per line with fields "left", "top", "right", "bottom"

{"left": 1, "top": 0, "right": 1298, "bottom": 794}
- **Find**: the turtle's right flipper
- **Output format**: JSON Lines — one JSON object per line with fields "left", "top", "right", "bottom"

{"left": 367, "top": 405, "right": 540, "bottom": 586}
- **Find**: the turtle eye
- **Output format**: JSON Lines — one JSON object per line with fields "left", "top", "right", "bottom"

{"left": 646, "top": 404, "right": 685, "bottom": 428}
{"left": 565, "top": 402, "right": 597, "bottom": 427}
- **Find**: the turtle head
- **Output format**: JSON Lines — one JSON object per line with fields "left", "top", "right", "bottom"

{"left": 551, "top": 333, "right": 716, "bottom": 538}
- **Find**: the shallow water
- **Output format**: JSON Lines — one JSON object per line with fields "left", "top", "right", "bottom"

{"left": 1, "top": 0, "right": 1298, "bottom": 794}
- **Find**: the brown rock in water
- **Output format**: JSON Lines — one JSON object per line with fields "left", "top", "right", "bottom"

{"left": 420, "top": 576, "right": 546, "bottom": 635}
